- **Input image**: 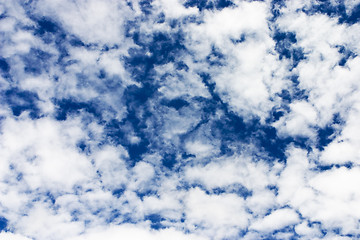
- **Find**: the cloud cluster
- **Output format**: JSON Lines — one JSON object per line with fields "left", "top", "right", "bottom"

{"left": 1, "top": 0, "right": 360, "bottom": 239}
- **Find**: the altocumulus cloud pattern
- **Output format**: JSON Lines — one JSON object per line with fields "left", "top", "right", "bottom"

{"left": 1, "top": 0, "right": 360, "bottom": 239}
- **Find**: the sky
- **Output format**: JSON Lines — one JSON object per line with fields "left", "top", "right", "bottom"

{"left": 0, "top": 0, "right": 360, "bottom": 239}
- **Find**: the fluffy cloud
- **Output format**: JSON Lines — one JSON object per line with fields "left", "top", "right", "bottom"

{"left": 68, "top": 224, "right": 207, "bottom": 240}
{"left": 1, "top": 0, "right": 360, "bottom": 239}
{"left": 249, "top": 208, "right": 300, "bottom": 232}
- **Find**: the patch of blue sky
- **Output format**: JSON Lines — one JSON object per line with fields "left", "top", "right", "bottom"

{"left": 0, "top": 217, "right": 7, "bottom": 232}
{"left": 303, "top": 0, "right": 360, "bottom": 25}
{"left": 184, "top": 0, "right": 235, "bottom": 11}
{"left": 4, "top": 87, "right": 40, "bottom": 118}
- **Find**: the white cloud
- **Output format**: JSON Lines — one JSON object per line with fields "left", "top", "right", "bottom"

{"left": 246, "top": 188, "right": 277, "bottom": 216}
{"left": 276, "top": 147, "right": 360, "bottom": 235}
{"left": 185, "top": 140, "right": 215, "bottom": 158}
{"left": 153, "top": 0, "right": 198, "bottom": 19}
{"left": 184, "top": 187, "right": 249, "bottom": 238}
{"left": 295, "top": 221, "right": 322, "bottom": 238}
{"left": 321, "top": 234, "right": 353, "bottom": 240}
{"left": 0, "top": 232, "right": 32, "bottom": 240}
{"left": 320, "top": 102, "right": 360, "bottom": 164}
{"left": 0, "top": 16, "right": 16, "bottom": 33}
{"left": 15, "top": 202, "right": 84, "bottom": 240}
{"left": 309, "top": 167, "right": 360, "bottom": 214}
{"left": 185, "top": 155, "right": 277, "bottom": 191}
{"left": 276, "top": 146, "right": 314, "bottom": 205}
{"left": 155, "top": 62, "right": 210, "bottom": 99}
{"left": 33, "top": 0, "right": 134, "bottom": 45}
{"left": 183, "top": 1, "right": 288, "bottom": 121}
{"left": 92, "top": 145, "right": 128, "bottom": 190}
{"left": 344, "top": 0, "right": 360, "bottom": 14}
{"left": 142, "top": 191, "right": 183, "bottom": 219}
{"left": 130, "top": 162, "right": 155, "bottom": 187}
{"left": 67, "top": 224, "right": 207, "bottom": 240}
{"left": 274, "top": 101, "right": 318, "bottom": 138}
{"left": 275, "top": 10, "right": 360, "bottom": 133}
{"left": 186, "top": 1, "right": 270, "bottom": 50}
{"left": 0, "top": 116, "right": 94, "bottom": 191}
{"left": 250, "top": 208, "right": 300, "bottom": 232}
{"left": 2, "top": 0, "right": 360, "bottom": 239}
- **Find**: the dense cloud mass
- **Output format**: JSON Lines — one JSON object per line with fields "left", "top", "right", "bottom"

{"left": 1, "top": 0, "right": 360, "bottom": 239}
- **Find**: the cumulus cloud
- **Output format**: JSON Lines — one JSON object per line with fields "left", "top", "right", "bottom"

{"left": 67, "top": 224, "right": 207, "bottom": 240}
{"left": 1, "top": 0, "right": 360, "bottom": 239}
{"left": 250, "top": 208, "right": 300, "bottom": 232}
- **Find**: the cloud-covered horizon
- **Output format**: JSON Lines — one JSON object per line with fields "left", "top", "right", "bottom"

{"left": 1, "top": 0, "right": 360, "bottom": 239}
